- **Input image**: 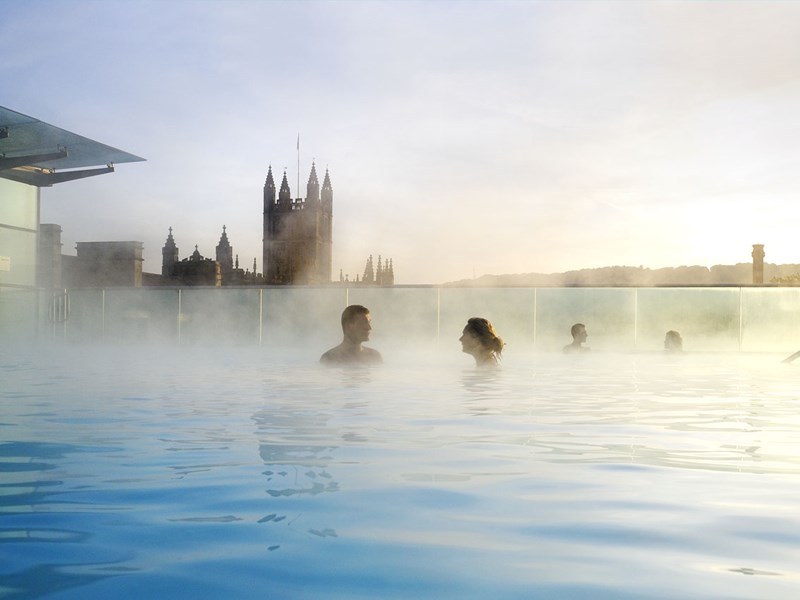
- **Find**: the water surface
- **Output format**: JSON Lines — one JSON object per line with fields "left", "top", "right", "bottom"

{"left": 2, "top": 347, "right": 800, "bottom": 599}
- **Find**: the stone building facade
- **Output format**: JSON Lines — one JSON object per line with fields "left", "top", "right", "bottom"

{"left": 74, "top": 241, "right": 143, "bottom": 287}
{"left": 160, "top": 226, "right": 259, "bottom": 287}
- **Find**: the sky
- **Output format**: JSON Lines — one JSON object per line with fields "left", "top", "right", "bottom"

{"left": 3, "top": 0, "right": 800, "bottom": 284}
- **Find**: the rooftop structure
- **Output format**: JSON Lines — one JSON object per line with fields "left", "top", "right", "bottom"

{"left": 0, "top": 106, "right": 144, "bottom": 187}
{"left": 0, "top": 105, "right": 144, "bottom": 293}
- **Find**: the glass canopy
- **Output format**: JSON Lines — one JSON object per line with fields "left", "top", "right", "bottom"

{"left": 0, "top": 105, "right": 145, "bottom": 186}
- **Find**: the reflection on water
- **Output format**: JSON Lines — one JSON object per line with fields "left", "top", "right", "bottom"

{"left": 253, "top": 408, "right": 340, "bottom": 498}
{"left": 1, "top": 348, "right": 800, "bottom": 599}
{"left": 0, "top": 441, "right": 120, "bottom": 598}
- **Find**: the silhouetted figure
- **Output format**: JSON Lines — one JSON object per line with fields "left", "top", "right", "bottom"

{"left": 563, "top": 323, "right": 590, "bottom": 353}
{"left": 460, "top": 317, "right": 504, "bottom": 367}
{"left": 664, "top": 330, "right": 683, "bottom": 353}
{"left": 320, "top": 305, "right": 383, "bottom": 366}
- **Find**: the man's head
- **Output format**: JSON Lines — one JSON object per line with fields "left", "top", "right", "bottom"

{"left": 571, "top": 323, "right": 587, "bottom": 343}
{"left": 341, "top": 304, "right": 372, "bottom": 343}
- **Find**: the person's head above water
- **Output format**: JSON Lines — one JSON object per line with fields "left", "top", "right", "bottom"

{"left": 664, "top": 330, "right": 683, "bottom": 352}
{"left": 341, "top": 304, "right": 372, "bottom": 342}
{"left": 320, "top": 305, "right": 382, "bottom": 366}
{"left": 460, "top": 317, "right": 504, "bottom": 366}
{"left": 564, "top": 322, "right": 589, "bottom": 353}
{"left": 571, "top": 323, "right": 587, "bottom": 341}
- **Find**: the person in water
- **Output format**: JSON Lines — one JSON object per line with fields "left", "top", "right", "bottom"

{"left": 320, "top": 304, "right": 383, "bottom": 366}
{"left": 460, "top": 317, "right": 504, "bottom": 367}
{"left": 563, "top": 322, "right": 590, "bottom": 353}
{"left": 664, "top": 330, "right": 683, "bottom": 353}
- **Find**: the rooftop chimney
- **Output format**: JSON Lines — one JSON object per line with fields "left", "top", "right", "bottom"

{"left": 752, "top": 244, "right": 765, "bottom": 285}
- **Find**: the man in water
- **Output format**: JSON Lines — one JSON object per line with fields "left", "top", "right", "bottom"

{"left": 320, "top": 304, "right": 383, "bottom": 365}
{"left": 664, "top": 330, "right": 683, "bottom": 352}
{"left": 563, "top": 322, "right": 590, "bottom": 353}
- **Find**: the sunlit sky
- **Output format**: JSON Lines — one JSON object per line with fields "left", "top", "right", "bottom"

{"left": 3, "top": 0, "right": 800, "bottom": 284}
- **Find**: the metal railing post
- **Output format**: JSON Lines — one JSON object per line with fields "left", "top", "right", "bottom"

{"left": 259, "top": 288, "right": 263, "bottom": 346}
{"left": 633, "top": 287, "right": 638, "bottom": 350}
{"left": 533, "top": 287, "right": 538, "bottom": 348}
{"left": 436, "top": 287, "right": 441, "bottom": 347}
{"left": 177, "top": 289, "right": 182, "bottom": 345}
{"left": 739, "top": 287, "right": 744, "bottom": 352}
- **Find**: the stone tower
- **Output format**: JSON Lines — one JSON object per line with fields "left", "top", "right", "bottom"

{"left": 162, "top": 227, "right": 179, "bottom": 277}
{"left": 262, "top": 162, "right": 333, "bottom": 284}
{"left": 215, "top": 225, "right": 233, "bottom": 279}
{"left": 752, "top": 244, "right": 765, "bottom": 285}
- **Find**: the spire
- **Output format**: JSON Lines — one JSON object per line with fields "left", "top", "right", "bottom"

{"left": 266, "top": 165, "right": 274, "bottom": 184}
{"left": 363, "top": 254, "right": 374, "bottom": 284}
{"left": 321, "top": 167, "right": 333, "bottom": 208}
{"left": 264, "top": 165, "right": 276, "bottom": 214}
{"left": 279, "top": 169, "right": 292, "bottom": 205}
{"left": 191, "top": 245, "right": 202, "bottom": 261}
{"left": 162, "top": 226, "right": 179, "bottom": 277}
{"left": 306, "top": 161, "right": 320, "bottom": 203}
{"left": 235, "top": 254, "right": 239, "bottom": 269}
{"left": 216, "top": 225, "right": 233, "bottom": 274}
{"left": 164, "top": 227, "right": 177, "bottom": 249}
{"left": 322, "top": 167, "right": 332, "bottom": 190}
{"left": 376, "top": 255, "right": 383, "bottom": 285}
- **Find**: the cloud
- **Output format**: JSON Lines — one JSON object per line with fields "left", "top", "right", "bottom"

{"left": 4, "top": 0, "right": 800, "bottom": 282}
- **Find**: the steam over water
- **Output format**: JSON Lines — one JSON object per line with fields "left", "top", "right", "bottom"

{"left": 2, "top": 345, "right": 800, "bottom": 599}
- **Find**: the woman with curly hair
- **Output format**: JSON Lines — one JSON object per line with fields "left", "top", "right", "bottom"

{"left": 459, "top": 317, "right": 504, "bottom": 367}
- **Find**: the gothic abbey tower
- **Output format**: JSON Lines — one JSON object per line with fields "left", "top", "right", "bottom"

{"left": 262, "top": 163, "right": 333, "bottom": 284}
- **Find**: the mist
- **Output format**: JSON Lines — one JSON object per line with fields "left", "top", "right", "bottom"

{"left": 4, "top": 285, "right": 800, "bottom": 363}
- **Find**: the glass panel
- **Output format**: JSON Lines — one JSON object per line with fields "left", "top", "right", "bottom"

{"left": 535, "top": 288, "right": 636, "bottom": 352}
{"left": 0, "top": 179, "right": 38, "bottom": 289}
{"left": 636, "top": 288, "right": 740, "bottom": 352}
{"left": 102, "top": 288, "right": 180, "bottom": 345}
{"left": 262, "top": 287, "right": 348, "bottom": 355}
{"left": 741, "top": 288, "right": 800, "bottom": 353}
{"left": 57, "top": 288, "right": 104, "bottom": 343}
{"left": 439, "top": 288, "right": 535, "bottom": 353}
{"left": 347, "top": 287, "right": 440, "bottom": 354}
{"left": 28, "top": 285, "right": 800, "bottom": 354}
{"left": 179, "top": 288, "right": 261, "bottom": 345}
{"left": 0, "top": 288, "right": 38, "bottom": 341}
{"left": 0, "top": 227, "right": 36, "bottom": 287}
{"left": 0, "top": 178, "right": 38, "bottom": 230}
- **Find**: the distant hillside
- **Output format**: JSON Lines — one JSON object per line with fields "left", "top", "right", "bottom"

{"left": 444, "top": 263, "right": 800, "bottom": 287}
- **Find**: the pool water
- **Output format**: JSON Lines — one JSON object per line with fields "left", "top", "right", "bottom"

{"left": 2, "top": 346, "right": 800, "bottom": 599}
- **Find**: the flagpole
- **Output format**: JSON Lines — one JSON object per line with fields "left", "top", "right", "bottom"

{"left": 296, "top": 133, "right": 300, "bottom": 200}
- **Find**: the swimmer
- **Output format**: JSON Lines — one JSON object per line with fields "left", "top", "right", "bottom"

{"left": 664, "top": 330, "right": 683, "bottom": 353}
{"left": 563, "top": 323, "right": 590, "bottom": 353}
{"left": 460, "top": 317, "right": 504, "bottom": 367}
{"left": 320, "top": 305, "right": 383, "bottom": 366}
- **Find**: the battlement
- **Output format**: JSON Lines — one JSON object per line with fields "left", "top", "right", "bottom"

{"left": 269, "top": 197, "right": 310, "bottom": 212}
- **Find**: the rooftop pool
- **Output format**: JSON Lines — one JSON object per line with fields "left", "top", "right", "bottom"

{"left": 2, "top": 346, "right": 800, "bottom": 599}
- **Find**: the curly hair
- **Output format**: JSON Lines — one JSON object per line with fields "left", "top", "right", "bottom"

{"left": 465, "top": 317, "right": 505, "bottom": 358}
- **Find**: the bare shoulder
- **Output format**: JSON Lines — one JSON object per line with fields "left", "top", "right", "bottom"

{"left": 320, "top": 344, "right": 382, "bottom": 366}
{"left": 320, "top": 344, "right": 346, "bottom": 364}
{"left": 361, "top": 346, "right": 383, "bottom": 364}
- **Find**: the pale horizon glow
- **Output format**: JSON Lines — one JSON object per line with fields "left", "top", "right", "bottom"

{"left": 2, "top": 0, "right": 799, "bottom": 284}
